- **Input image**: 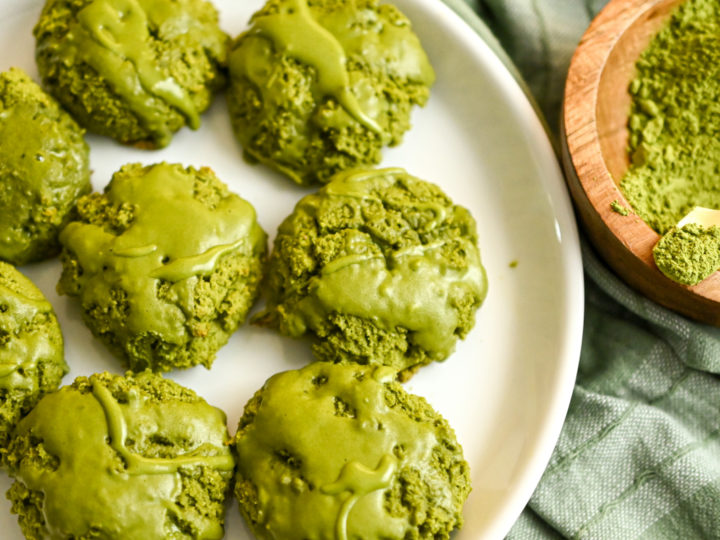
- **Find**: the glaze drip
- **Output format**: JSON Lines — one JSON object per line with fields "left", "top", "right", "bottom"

{"left": 277, "top": 169, "right": 487, "bottom": 360}
{"left": 58, "top": 0, "right": 199, "bottom": 146}
{"left": 92, "top": 378, "right": 235, "bottom": 474}
{"left": 0, "top": 282, "right": 59, "bottom": 391}
{"left": 325, "top": 168, "right": 448, "bottom": 228}
{"left": 60, "top": 163, "right": 264, "bottom": 345}
{"left": 8, "top": 371, "right": 234, "bottom": 538}
{"left": 249, "top": 0, "right": 382, "bottom": 134}
{"left": 321, "top": 455, "right": 396, "bottom": 540}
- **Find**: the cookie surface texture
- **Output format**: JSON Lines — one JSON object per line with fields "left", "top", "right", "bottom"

{"left": 58, "top": 162, "right": 267, "bottom": 372}
{"left": 34, "top": 0, "right": 229, "bottom": 148}
{"left": 0, "top": 261, "right": 67, "bottom": 451}
{"left": 0, "top": 67, "right": 90, "bottom": 265}
{"left": 233, "top": 362, "right": 471, "bottom": 540}
{"left": 227, "top": 0, "right": 435, "bottom": 185}
{"left": 261, "top": 167, "right": 487, "bottom": 376}
{"left": 4, "top": 371, "right": 235, "bottom": 539}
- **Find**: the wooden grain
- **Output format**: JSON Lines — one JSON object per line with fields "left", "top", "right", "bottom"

{"left": 562, "top": 0, "right": 720, "bottom": 325}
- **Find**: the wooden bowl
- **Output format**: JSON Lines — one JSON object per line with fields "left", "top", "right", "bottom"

{"left": 562, "top": 0, "right": 720, "bottom": 325}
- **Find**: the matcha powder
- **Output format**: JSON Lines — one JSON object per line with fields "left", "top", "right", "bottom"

{"left": 653, "top": 224, "right": 720, "bottom": 285}
{"left": 621, "top": 0, "right": 720, "bottom": 235}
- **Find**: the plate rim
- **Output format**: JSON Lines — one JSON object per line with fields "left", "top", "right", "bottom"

{"left": 431, "top": 0, "right": 585, "bottom": 536}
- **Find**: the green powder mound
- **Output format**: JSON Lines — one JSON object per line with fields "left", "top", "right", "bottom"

{"left": 0, "top": 67, "right": 90, "bottom": 265}
{"left": 233, "top": 362, "right": 471, "bottom": 540}
{"left": 653, "top": 223, "right": 720, "bottom": 286}
{"left": 621, "top": 0, "right": 720, "bottom": 234}
{"left": 258, "top": 167, "right": 487, "bottom": 378}
{"left": 34, "top": 0, "right": 229, "bottom": 149}
{"left": 57, "top": 162, "right": 267, "bottom": 372}
{"left": 0, "top": 261, "right": 67, "bottom": 452}
{"left": 4, "top": 371, "right": 235, "bottom": 539}
{"left": 227, "top": 0, "right": 435, "bottom": 185}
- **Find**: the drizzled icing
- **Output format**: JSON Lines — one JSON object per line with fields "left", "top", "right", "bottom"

{"left": 227, "top": 0, "right": 435, "bottom": 185}
{"left": 245, "top": 0, "right": 382, "bottom": 134}
{"left": 321, "top": 455, "right": 397, "bottom": 540}
{"left": 234, "top": 363, "right": 445, "bottom": 539}
{"left": 0, "top": 68, "right": 90, "bottom": 264}
{"left": 148, "top": 238, "right": 247, "bottom": 281}
{"left": 11, "top": 372, "right": 233, "bottom": 538}
{"left": 52, "top": 0, "right": 199, "bottom": 147}
{"left": 0, "top": 280, "right": 64, "bottom": 392}
{"left": 60, "top": 162, "right": 265, "bottom": 345}
{"left": 277, "top": 168, "right": 487, "bottom": 361}
{"left": 92, "top": 379, "right": 234, "bottom": 475}
{"left": 325, "top": 168, "right": 448, "bottom": 230}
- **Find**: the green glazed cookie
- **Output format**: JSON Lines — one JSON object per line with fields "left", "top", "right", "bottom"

{"left": 0, "top": 261, "right": 67, "bottom": 451}
{"left": 258, "top": 167, "right": 487, "bottom": 378}
{"left": 34, "top": 0, "right": 229, "bottom": 149}
{"left": 227, "top": 0, "right": 435, "bottom": 185}
{"left": 57, "top": 162, "right": 267, "bottom": 372}
{"left": 0, "top": 67, "right": 90, "bottom": 265}
{"left": 4, "top": 371, "right": 235, "bottom": 539}
{"left": 233, "top": 362, "right": 471, "bottom": 539}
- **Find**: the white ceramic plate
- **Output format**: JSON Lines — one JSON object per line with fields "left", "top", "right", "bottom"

{"left": 0, "top": 1, "right": 583, "bottom": 538}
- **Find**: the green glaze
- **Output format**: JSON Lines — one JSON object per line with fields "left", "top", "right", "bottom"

{"left": 227, "top": 0, "right": 435, "bottom": 185}
{"left": 324, "top": 167, "right": 449, "bottom": 229}
{"left": 266, "top": 168, "right": 487, "bottom": 371}
{"left": 35, "top": 0, "right": 229, "bottom": 148}
{"left": 92, "top": 380, "right": 234, "bottom": 475}
{"left": 290, "top": 235, "right": 485, "bottom": 357}
{"left": 0, "top": 68, "right": 90, "bottom": 265}
{"left": 149, "top": 238, "right": 246, "bottom": 281}
{"left": 59, "top": 162, "right": 266, "bottom": 349}
{"left": 621, "top": 0, "right": 720, "bottom": 234}
{"left": 0, "top": 261, "right": 66, "bottom": 423}
{"left": 8, "top": 371, "right": 233, "bottom": 539}
{"left": 233, "top": 362, "right": 470, "bottom": 539}
{"left": 321, "top": 455, "right": 397, "bottom": 540}
{"left": 248, "top": 0, "right": 381, "bottom": 134}
{"left": 56, "top": 0, "right": 197, "bottom": 147}
{"left": 653, "top": 224, "right": 720, "bottom": 286}
{"left": 0, "top": 283, "right": 59, "bottom": 391}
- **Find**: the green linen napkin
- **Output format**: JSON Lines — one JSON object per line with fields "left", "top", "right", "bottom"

{"left": 450, "top": 0, "right": 720, "bottom": 538}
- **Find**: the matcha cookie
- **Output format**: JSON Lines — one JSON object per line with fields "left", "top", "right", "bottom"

{"left": 227, "top": 0, "right": 435, "bottom": 185}
{"left": 34, "top": 0, "right": 229, "bottom": 149}
{"left": 0, "top": 261, "right": 67, "bottom": 452}
{"left": 4, "top": 371, "right": 235, "bottom": 539}
{"left": 58, "top": 162, "right": 267, "bottom": 372}
{"left": 233, "top": 361, "right": 471, "bottom": 539}
{"left": 0, "top": 67, "right": 90, "bottom": 265}
{"left": 258, "top": 167, "right": 487, "bottom": 378}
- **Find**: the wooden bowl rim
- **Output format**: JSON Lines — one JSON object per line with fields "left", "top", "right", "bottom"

{"left": 563, "top": 0, "right": 720, "bottom": 312}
